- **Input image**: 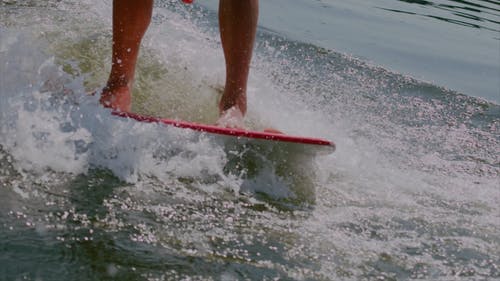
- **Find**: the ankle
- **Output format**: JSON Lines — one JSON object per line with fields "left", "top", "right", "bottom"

{"left": 219, "top": 93, "right": 247, "bottom": 116}
{"left": 105, "top": 73, "right": 133, "bottom": 89}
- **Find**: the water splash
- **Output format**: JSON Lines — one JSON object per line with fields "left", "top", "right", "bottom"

{"left": 0, "top": 1, "right": 499, "bottom": 280}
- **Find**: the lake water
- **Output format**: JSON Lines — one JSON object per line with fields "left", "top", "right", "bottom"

{"left": 200, "top": 0, "right": 500, "bottom": 103}
{"left": 0, "top": 0, "right": 499, "bottom": 280}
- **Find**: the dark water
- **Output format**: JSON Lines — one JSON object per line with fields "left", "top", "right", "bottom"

{"left": 1, "top": 0, "right": 499, "bottom": 280}
{"left": 388, "top": 0, "right": 499, "bottom": 31}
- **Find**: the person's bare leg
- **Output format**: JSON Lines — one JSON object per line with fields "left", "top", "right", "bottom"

{"left": 217, "top": 0, "right": 258, "bottom": 128}
{"left": 100, "top": 0, "right": 153, "bottom": 112}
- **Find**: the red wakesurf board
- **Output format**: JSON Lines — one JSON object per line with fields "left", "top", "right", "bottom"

{"left": 112, "top": 111, "right": 335, "bottom": 154}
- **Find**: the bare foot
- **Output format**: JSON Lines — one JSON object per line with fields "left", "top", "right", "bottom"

{"left": 99, "top": 86, "right": 131, "bottom": 112}
{"left": 216, "top": 106, "right": 245, "bottom": 129}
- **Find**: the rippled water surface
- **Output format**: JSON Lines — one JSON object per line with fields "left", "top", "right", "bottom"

{"left": 202, "top": 0, "right": 500, "bottom": 102}
{"left": 1, "top": 0, "right": 499, "bottom": 280}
